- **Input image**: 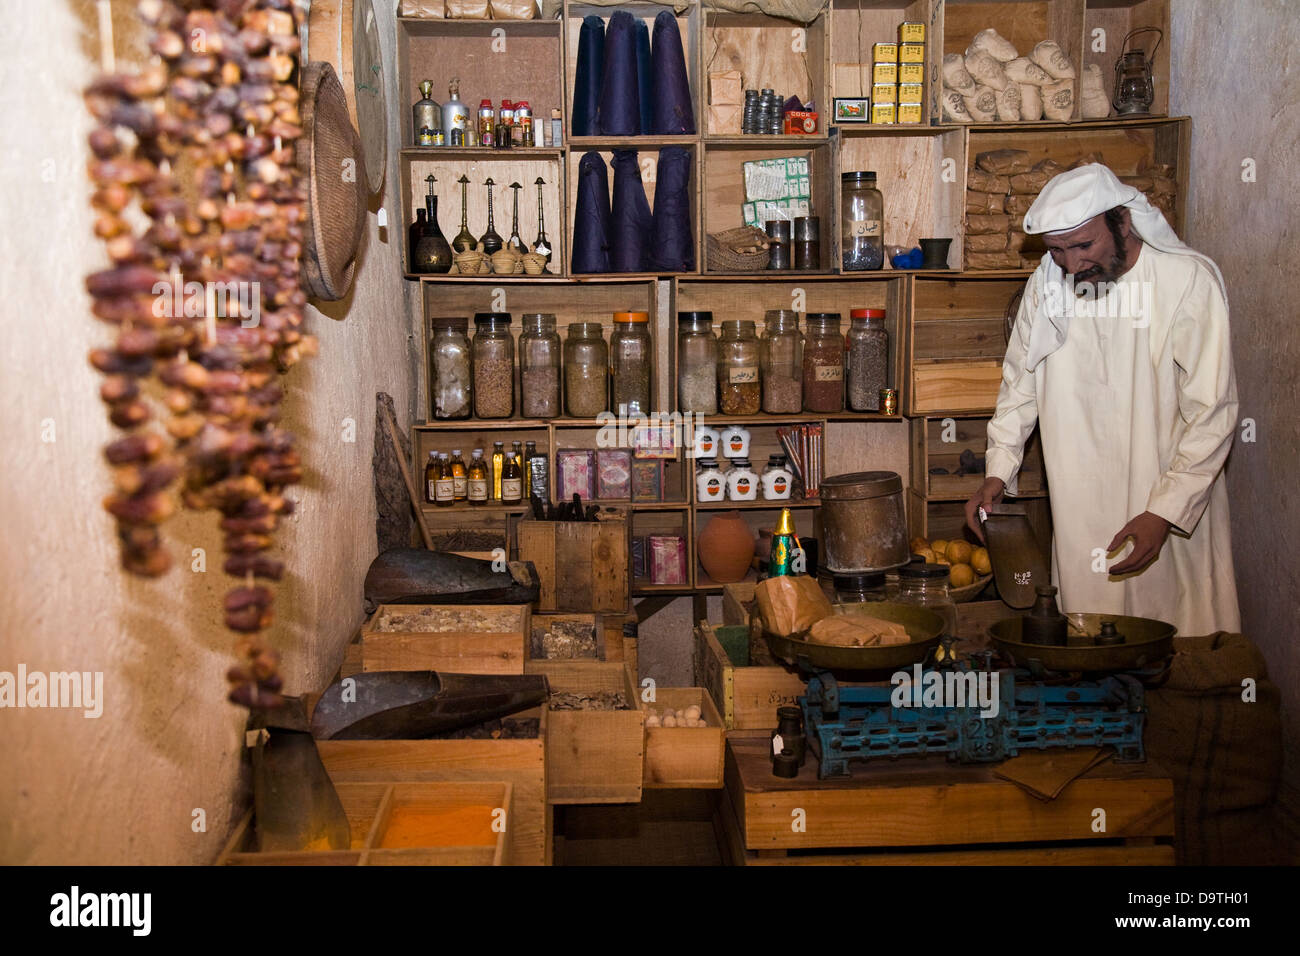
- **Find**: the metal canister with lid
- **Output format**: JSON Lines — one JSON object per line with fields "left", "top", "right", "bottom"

{"left": 819, "top": 471, "right": 909, "bottom": 572}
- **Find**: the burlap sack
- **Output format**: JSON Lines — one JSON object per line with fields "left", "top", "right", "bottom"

{"left": 966, "top": 190, "right": 1005, "bottom": 214}
{"left": 996, "top": 83, "right": 1022, "bottom": 121}
{"left": 965, "top": 251, "right": 1022, "bottom": 270}
{"left": 976, "top": 148, "right": 1033, "bottom": 175}
{"left": 966, "top": 232, "right": 1009, "bottom": 253}
{"left": 967, "top": 28, "right": 1018, "bottom": 63}
{"left": 446, "top": 0, "right": 490, "bottom": 18}
{"left": 963, "top": 85, "right": 998, "bottom": 121}
{"left": 1031, "top": 40, "right": 1076, "bottom": 80}
{"left": 966, "top": 213, "right": 1012, "bottom": 235}
{"left": 967, "top": 168, "right": 1010, "bottom": 193}
{"left": 1019, "top": 82, "right": 1043, "bottom": 120}
{"left": 942, "top": 88, "right": 973, "bottom": 123}
{"left": 1004, "top": 193, "right": 1035, "bottom": 216}
{"left": 399, "top": 0, "right": 446, "bottom": 16}
{"left": 1079, "top": 63, "right": 1110, "bottom": 118}
{"left": 1041, "top": 78, "right": 1075, "bottom": 121}
{"left": 490, "top": 0, "right": 537, "bottom": 18}
{"left": 943, "top": 54, "right": 976, "bottom": 94}
{"left": 964, "top": 50, "right": 1009, "bottom": 91}
{"left": 1004, "top": 56, "right": 1051, "bottom": 86}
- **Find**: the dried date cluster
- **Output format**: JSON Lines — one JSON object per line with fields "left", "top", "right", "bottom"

{"left": 84, "top": 0, "right": 313, "bottom": 710}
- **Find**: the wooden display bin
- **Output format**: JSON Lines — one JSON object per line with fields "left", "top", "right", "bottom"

{"left": 829, "top": 0, "right": 938, "bottom": 123}
{"left": 218, "top": 781, "right": 511, "bottom": 866}
{"left": 909, "top": 415, "right": 1045, "bottom": 500}
{"left": 359, "top": 604, "right": 529, "bottom": 675}
{"left": 553, "top": 423, "right": 689, "bottom": 503}
{"left": 526, "top": 659, "right": 645, "bottom": 803}
{"left": 694, "top": 621, "right": 805, "bottom": 730}
{"left": 317, "top": 705, "right": 549, "bottom": 866}
{"left": 1083, "top": 0, "right": 1170, "bottom": 117}
{"left": 631, "top": 507, "right": 693, "bottom": 593}
{"left": 640, "top": 686, "right": 726, "bottom": 788}
{"left": 518, "top": 515, "right": 629, "bottom": 612}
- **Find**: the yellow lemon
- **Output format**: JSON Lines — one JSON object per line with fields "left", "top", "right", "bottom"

{"left": 971, "top": 547, "right": 992, "bottom": 575}
{"left": 916, "top": 547, "right": 937, "bottom": 564}
{"left": 946, "top": 540, "right": 973, "bottom": 565}
{"left": 909, "top": 536, "right": 930, "bottom": 554}
{"left": 949, "top": 562, "right": 975, "bottom": 588}
{"left": 929, "top": 539, "right": 949, "bottom": 560}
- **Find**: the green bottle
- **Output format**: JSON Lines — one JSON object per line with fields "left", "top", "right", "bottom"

{"left": 769, "top": 508, "right": 797, "bottom": 576}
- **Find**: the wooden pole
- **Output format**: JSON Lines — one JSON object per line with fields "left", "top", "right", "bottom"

{"left": 382, "top": 407, "right": 435, "bottom": 550}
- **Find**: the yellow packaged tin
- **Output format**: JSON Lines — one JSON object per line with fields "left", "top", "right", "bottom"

{"left": 871, "top": 83, "right": 898, "bottom": 104}
{"left": 871, "top": 61, "right": 898, "bottom": 85}
{"left": 899, "top": 62, "right": 925, "bottom": 84}
{"left": 899, "top": 83, "right": 923, "bottom": 102}
{"left": 897, "top": 102, "right": 923, "bottom": 124}
{"left": 872, "top": 42, "right": 898, "bottom": 62}
{"left": 898, "top": 21, "right": 926, "bottom": 44}
{"left": 870, "top": 103, "right": 896, "bottom": 124}
{"left": 900, "top": 42, "right": 926, "bottom": 63}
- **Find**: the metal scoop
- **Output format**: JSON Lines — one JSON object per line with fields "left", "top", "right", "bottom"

{"left": 977, "top": 503, "right": 1051, "bottom": 609}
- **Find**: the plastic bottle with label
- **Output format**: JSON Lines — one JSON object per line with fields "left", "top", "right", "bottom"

{"left": 695, "top": 458, "right": 726, "bottom": 502}
{"left": 761, "top": 454, "right": 794, "bottom": 500}
{"left": 726, "top": 458, "right": 759, "bottom": 501}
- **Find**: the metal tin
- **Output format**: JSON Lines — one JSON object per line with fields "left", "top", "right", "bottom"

{"left": 879, "top": 387, "right": 898, "bottom": 415}
{"left": 898, "top": 21, "right": 926, "bottom": 44}
{"left": 899, "top": 62, "right": 925, "bottom": 85}
{"left": 871, "top": 82, "right": 898, "bottom": 104}
{"left": 898, "top": 102, "right": 923, "bottom": 125}
{"left": 871, "top": 62, "right": 898, "bottom": 85}
{"left": 872, "top": 42, "right": 898, "bottom": 62}
{"left": 819, "top": 471, "right": 909, "bottom": 572}
{"left": 870, "top": 103, "right": 896, "bottom": 124}
{"left": 899, "top": 42, "right": 926, "bottom": 63}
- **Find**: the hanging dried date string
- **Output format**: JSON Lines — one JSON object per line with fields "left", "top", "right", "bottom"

{"left": 85, "top": 0, "right": 313, "bottom": 710}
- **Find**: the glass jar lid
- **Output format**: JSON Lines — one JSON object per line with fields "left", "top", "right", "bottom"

{"left": 842, "top": 171, "right": 877, "bottom": 183}
{"left": 898, "top": 563, "right": 951, "bottom": 581}
{"left": 730, "top": 458, "right": 752, "bottom": 468}
{"left": 850, "top": 308, "right": 886, "bottom": 319}
{"left": 696, "top": 457, "right": 719, "bottom": 468}
{"left": 474, "top": 312, "right": 512, "bottom": 326}
{"left": 833, "top": 571, "right": 887, "bottom": 591}
{"left": 766, "top": 454, "right": 788, "bottom": 467}
{"left": 613, "top": 311, "right": 649, "bottom": 323}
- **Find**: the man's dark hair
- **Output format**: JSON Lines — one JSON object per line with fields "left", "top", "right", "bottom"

{"left": 1104, "top": 207, "right": 1128, "bottom": 252}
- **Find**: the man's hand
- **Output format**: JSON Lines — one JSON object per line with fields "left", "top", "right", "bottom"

{"left": 964, "top": 477, "right": 1006, "bottom": 543}
{"left": 1106, "top": 511, "right": 1172, "bottom": 575}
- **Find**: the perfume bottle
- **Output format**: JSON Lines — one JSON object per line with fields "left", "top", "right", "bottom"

{"left": 506, "top": 181, "right": 526, "bottom": 254}
{"left": 452, "top": 174, "right": 476, "bottom": 253}
{"left": 413, "top": 80, "right": 441, "bottom": 146}
{"left": 479, "top": 178, "right": 503, "bottom": 255}
{"left": 412, "top": 174, "right": 452, "bottom": 274}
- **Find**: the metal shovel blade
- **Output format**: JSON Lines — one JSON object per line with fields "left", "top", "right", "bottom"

{"left": 309, "top": 670, "right": 550, "bottom": 740}
{"left": 979, "top": 503, "right": 1051, "bottom": 609}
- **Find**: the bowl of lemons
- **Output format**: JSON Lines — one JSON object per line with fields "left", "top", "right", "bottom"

{"left": 904, "top": 536, "right": 993, "bottom": 603}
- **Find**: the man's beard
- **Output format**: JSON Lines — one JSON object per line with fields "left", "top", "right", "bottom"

{"left": 1071, "top": 221, "right": 1131, "bottom": 296}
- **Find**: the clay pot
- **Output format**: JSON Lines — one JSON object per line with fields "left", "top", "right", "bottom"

{"left": 697, "top": 510, "right": 756, "bottom": 584}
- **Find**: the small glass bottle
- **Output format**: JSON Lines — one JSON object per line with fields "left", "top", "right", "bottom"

{"left": 695, "top": 458, "right": 726, "bottom": 502}
{"left": 449, "top": 449, "right": 468, "bottom": 502}
{"left": 472, "top": 312, "right": 514, "bottom": 419}
{"left": 677, "top": 312, "right": 718, "bottom": 414}
{"left": 500, "top": 450, "right": 524, "bottom": 503}
{"left": 423, "top": 451, "right": 439, "bottom": 503}
{"left": 478, "top": 99, "right": 495, "bottom": 148}
{"left": 491, "top": 441, "right": 505, "bottom": 500}
{"left": 519, "top": 313, "right": 561, "bottom": 418}
{"left": 802, "top": 313, "right": 844, "bottom": 413}
{"left": 467, "top": 448, "right": 489, "bottom": 505}
{"left": 564, "top": 321, "right": 609, "bottom": 417}
{"left": 841, "top": 171, "right": 884, "bottom": 272}
{"left": 895, "top": 563, "right": 957, "bottom": 638}
{"left": 846, "top": 308, "right": 889, "bottom": 412}
{"left": 717, "top": 319, "right": 761, "bottom": 415}
{"left": 429, "top": 316, "right": 471, "bottom": 420}
{"left": 761, "top": 310, "right": 803, "bottom": 413}
{"left": 760, "top": 454, "right": 794, "bottom": 500}
{"left": 435, "top": 453, "right": 455, "bottom": 507}
{"left": 610, "top": 312, "right": 652, "bottom": 416}
{"left": 497, "top": 100, "right": 514, "bottom": 150}
{"left": 726, "top": 457, "right": 759, "bottom": 501}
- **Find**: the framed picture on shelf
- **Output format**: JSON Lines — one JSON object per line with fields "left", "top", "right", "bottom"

{"left": 834, "top": 98, "right": 870, "bottom": 123}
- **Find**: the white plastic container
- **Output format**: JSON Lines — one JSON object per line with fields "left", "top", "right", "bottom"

{"left": 761, "top": 455, "right": 794, "bottom": 500}
{"left": 693, "top": 424, "right": 720, "bottom": 460}
{"left": 695, "top": 458, "right": 726, "bottom": 502}
{"left": 720, "top": 424, "right": 752, "bottom": 459}
{"left": 726, "top": 458, "right": 759, "bottom": 501}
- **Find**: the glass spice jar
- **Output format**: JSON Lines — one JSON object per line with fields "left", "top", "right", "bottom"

{"left": 717, "top": 319, "right": 761, "bottom": 415}
{"left": 761, "top": 309, "right": 803, "bottom": 413}
{"left": 429, "top": 315, "right": 472, "bottom": 420}
{"left": 846, "top": 308, "right": 889, "bottom": 411}
{"left": 610, "top": 311, "right": 652, "bottom": 415}
{"left": 841, "top": 171, "right": 884, "bottom": 272}
{"left": 472, "top": 312, "right": 514, "bottom": 418}
{"left": 802, "top": 312, "right": 844, "bottom": 412}
{"left": 519, "top": 312, "right": 561, "bottom": 418}
{"left": 832, "top": 571, "right": 890, "bottom": 604}
{"left": 677, "top": 312, "right": 718, "bottom": 414}
{"left": 564, "top": 321, "right": 608, "bottom": 417}
{"left": 894, "top": 562, "right": 957, "bottom": 638}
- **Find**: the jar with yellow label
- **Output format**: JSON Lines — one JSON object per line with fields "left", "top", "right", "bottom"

{"left": 717, "top": 319, "right": 761, "bottom": 415}
{"left": 842, "top": 171, "right": 884, "bottom": 271}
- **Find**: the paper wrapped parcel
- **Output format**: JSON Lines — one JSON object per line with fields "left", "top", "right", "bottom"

{"left": 755, "top": 574, "right": 832, "bottom": 636}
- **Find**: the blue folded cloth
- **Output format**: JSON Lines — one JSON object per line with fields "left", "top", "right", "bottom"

{"left": 571, "top": 16, "right": 604, "bottom": 137}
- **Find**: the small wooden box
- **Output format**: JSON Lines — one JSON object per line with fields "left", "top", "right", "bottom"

{"left": 910, "top": 360, "right": 1004, "bottom": 414}
{"left": 641, "top": 687, "right": 725, "bottom": 788}
{"left": 526, "top": 659, "right": 645, "bottom": 803}
{"left": 217, "top": 781, "right": 511, "bottom": 866}
{"left": 518, "top": 516, "right": 629, "bottom": 613}
{"left": 529, "top": 612, "right": 603, "bottom": 660}
{"left": 694, "top": 621, "right": 805, "bottom": 730}
{"left": 360, "top": 604, "right": 529, "bottom": 675}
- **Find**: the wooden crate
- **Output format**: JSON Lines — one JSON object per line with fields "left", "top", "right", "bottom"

{"left": 360, "top": 604, "right": 530, "bottom": 675}
{"left": 526, "top": 659, "right": 645, "bottom": 803}
{"left": 722, "top": 581, "right": 757, "bottom": 626}
{"left": 518, "top": 516, "right": 629, "bottom": 612}
{"left": 909, "top": 415, "right": 1045, "bottom": 500}
{"left": 530, "top": 612, "right": 602, "bottom": 661}
{"left": 641, "top": 687, "right": 726, "bottom": 788}
{"left": 695, "top": 621, "right": 805, "bottom": 731}
{"left": 1082, "top": 0, "right": 1171, "bottom": 118}
{"left": 217, "top": 781, "right": 511, "bottom": 866}
{"left": 317, "top": 705, "right": 549, "bottom": 866}
{"left": 829, "top": 0, "right": 938, "bottom": 123}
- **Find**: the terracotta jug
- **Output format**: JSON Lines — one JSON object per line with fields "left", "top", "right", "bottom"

{"left": 698, "top": 511, "right": 755, "bottom": 584}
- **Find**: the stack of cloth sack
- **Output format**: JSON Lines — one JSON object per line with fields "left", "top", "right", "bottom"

{"left": 965, "top": 148, "right": 1180, "bottom": 270}
{"left": 571, "top": 10, "right": 695, "bottom": 273}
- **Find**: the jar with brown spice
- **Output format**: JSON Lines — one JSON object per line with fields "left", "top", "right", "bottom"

{"left": 429, "top": 316, "right": 471, "bottom": 420}
{"left": 564, "top": 321, "right": 608, "bottom": 417}
{"left": 677, "top": 312, "right": 718, "bottom": 414}
{"left": 610, "top": 312, "right": 652, "bottom": 415}
{"left": 472, "top": 312, "right": 514, "bottom": 418}
{"left": 761, "top": 309, "right": 802, "bottom": 413}
{"left": 519, "top": 312, "right": 561, "bottom": 418}
{"left": 846, "top": 308, "right": 889, "bottom": 411}
{"left": 717, "top": 319, "right": 761, "bottom": 415}
{"left": 802, "top": 312, "right": 844, "bottom": 412}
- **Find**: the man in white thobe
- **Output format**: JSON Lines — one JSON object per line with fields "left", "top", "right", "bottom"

{"left": 966, "top": 163, "right": 1241, "bottom": 636}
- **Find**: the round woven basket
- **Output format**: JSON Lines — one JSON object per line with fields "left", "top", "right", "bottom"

{"left": 706, "top": 226, "right": 772, "bottom": 273}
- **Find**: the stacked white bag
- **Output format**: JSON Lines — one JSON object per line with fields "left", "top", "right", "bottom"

{"left": 941, "top": 29, "right": 1090, "bottom": 123}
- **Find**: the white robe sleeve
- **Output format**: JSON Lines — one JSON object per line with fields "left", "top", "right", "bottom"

{"left": 984, "top": 287, "right": 1040, "bottom": 497}
{"left": 1145, "top": 264, "right": 1238, "bottom": 535}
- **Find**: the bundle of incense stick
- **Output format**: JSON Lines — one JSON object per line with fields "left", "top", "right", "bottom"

{"left": 776, "top": 424, "right": 823, "bottom": 499}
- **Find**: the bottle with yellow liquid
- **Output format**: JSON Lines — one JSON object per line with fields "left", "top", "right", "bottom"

{"left": 500, "top": 450, "right": 524, "bottom": 504}
{"left": 491, "top": 441, "right": 506, "bottom": 500}
{"left": 435, "top": 453, "right": 455, "bottom": 507}
{"left": 449, "top": 449, "right": 468, "bottom": 502}
{"left": 424, "top": 451, "right": 440, "bottom": 504}
{"left": 467, "top": 448, "right": 489, "bottom": 505}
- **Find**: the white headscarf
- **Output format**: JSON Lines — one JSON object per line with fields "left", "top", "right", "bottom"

{"left": 1018, "top": 163, "right": 1227, "bottom": 370}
